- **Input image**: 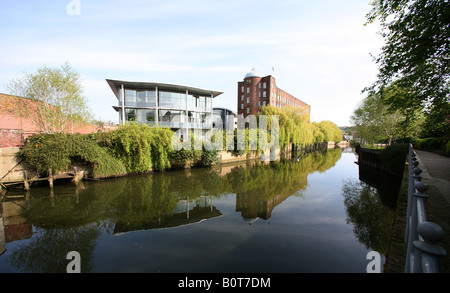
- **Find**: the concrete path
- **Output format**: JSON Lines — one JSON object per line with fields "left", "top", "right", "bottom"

{"left": 414, "top": 150, "right": 450, "bottom": 273}
{"left": 415, "top": 150, "right": 450, "bottom": 201}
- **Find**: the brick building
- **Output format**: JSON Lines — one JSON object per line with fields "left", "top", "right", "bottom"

{"left": 237, "top": 68, "right": 310, "bottom": 120}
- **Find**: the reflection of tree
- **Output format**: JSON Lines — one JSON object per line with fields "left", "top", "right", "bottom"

{"left": 341, "top": 178, "right": 396, "bottom": 254}
{"left": 7, "top": 148, "right": 345, "bottom": 271}
{"left": 9, "top": 225, "right": 100, "bottom": 273}
{"left": 112, "top": 174, "right": 179, "bottom": 229}
{"left": 230, "top": 148, "right": 343, "bottom": 221}
{"left": 10, "top": 179, "right": 126, "bottom": 272}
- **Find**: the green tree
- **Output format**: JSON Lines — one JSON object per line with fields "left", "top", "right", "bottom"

{"left": 317, "top": 121, "right": 343, "bottom": 143}
{"left": 351, "top": 91, "right": 402, "bottom": 145}
{"left": 365, "top": 0, "right": 450, "bottom": 137}
{"left": 6, "top": 62, "right": 92, "bottom": 133}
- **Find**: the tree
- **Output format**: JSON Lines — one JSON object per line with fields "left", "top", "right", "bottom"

{"left": 6, "top": 62, "right": 92, "bottom": 134}
{"left": 365, "top": 0, "right": 450, "bottom": 136}
{"left": 351, "top": 90, "right": 404, "bottom": 145}
{"left": 316, "top": 121, "right": 343, "bottom": 143}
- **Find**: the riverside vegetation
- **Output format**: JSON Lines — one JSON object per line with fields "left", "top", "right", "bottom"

{"left": 17, "top": 106, "right": 343, "bottom": 179}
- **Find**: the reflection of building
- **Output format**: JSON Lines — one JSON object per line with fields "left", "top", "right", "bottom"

{"left": 1, "top": 200, "right": 33, "bottom": 254}
{"left": 113, "top": 196, "right": 222, "bottom": 234}
{"left": 107, "top": 79, "right": 223, "bottom": 136}
{"left": 212, "top": 107, "right": 237, "bottom": 131}
{"left": 237, "top": 69, "right": 310, "bottom": 119}
{"left": 236, "top": 191, "right": 291, "bottom": 224}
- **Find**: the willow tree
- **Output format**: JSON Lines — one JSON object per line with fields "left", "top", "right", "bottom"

{"left": 6, "top": 62, "right": 92, "bottom": 134}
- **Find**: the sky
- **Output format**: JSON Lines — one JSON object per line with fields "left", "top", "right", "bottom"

{"left": 0, "top": 0, "right": 384, "bottom": 126}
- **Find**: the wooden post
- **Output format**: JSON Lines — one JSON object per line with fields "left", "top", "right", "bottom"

{"left": 73, "top": 167, "right": 79, "bottom": 185}
{"left": 48, "top": 168, "right": 53, "bottom": 189}
{"left": 23, "top": 170, "right": 30, "bottom": 191}
{"left": 50, "top": 189, "right": 54, "bottom": 207}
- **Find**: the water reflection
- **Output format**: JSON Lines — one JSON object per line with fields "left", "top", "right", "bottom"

{"left": 341, "top": 179, "right": 396, "bottom": 256}
{"left": 341, "top": 149, "right": 402, "bottom": 256}
{"left": 1, "top": 148, "right": 345, "bottom": 272}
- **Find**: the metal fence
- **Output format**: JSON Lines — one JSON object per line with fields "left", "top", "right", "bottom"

{"left": 405, "top": 144, "right": 447, "bottom": 273}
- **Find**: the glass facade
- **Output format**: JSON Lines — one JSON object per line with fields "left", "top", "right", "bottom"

{"left": 117, "top": 86, "right": 214, "bottom": 131}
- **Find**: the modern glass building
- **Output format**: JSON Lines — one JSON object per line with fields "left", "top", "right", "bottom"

{"left": 107, "top": 79, "right": 223, "bottom": 135}
{"left": 212, "top": 107, "right": 237, "bottom": 131}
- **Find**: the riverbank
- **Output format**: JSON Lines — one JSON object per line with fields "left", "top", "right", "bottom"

{"left": 383, "top": 163, "right": 408, "bottom": 273}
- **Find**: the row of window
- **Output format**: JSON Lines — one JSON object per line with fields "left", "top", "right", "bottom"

{"left": 240, "top": 100, "right": 266, "bottom": 110}
{"left": 240, "top": 81, "right": 273, "bottom": 93}
{"left": 119, "top": 88, "right": 212, "bottom": 111}
{"left": 123, "top": 109, "right": 212, "bottom": 129}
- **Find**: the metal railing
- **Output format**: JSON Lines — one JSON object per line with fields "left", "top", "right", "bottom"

{"left": 405, "top": 144, "right": 447, "bottom": 273}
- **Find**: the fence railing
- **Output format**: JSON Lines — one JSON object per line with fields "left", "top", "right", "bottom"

{"left": 405, "top": 144, "right": 447, "bottom": 273}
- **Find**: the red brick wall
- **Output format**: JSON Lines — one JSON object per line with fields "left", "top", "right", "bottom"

{"left": 1, "top": 93, "right": 101, "bottom": 141}
{"left": 0, "top": 129, "right": 23, "bottom": 148}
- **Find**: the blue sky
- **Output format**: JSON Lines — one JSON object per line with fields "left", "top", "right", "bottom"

{"left": 0, "top": 0, "right": 383, "bottom": 126}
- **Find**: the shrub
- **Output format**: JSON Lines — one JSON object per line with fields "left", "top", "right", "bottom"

{"left": 95, "top": 123, "right": 174, "bottom": 172}
{"left": 197, "top": 147, "right": 221, "bottom": 167}
{"left": 380, "top": 143, "right": 409, "bottom": 176}
{"left": 413, "top": 137, "right": 448, "bottom": 151}
{"left": 18, "top": 133, "right": 126, "bottom": 178}
{"left": 169, "top": 148, "right": 194, "bottom": 169}
{"left": 95, "top": 123, "right": 153, "bottom": 173}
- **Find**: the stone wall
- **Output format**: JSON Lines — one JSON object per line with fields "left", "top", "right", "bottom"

{"left": 0, "top": 147, "right": 29, "bottom": 183}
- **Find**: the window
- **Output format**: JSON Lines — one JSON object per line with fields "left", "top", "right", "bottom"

{"left": 258, "top": 101, "right": 260, "bottom": 106}
{"left": 145, "top": 110, "right": 155, "bottom": 123}
{"left": 263, "top": 82, "right": 266, "bottom": 89}
{"left": 206, "top": 96, "right": 212, "bottom": 110}
{"left": 246, "top": 87, "right": 250, "bottom": 94}
{"left": 247, "top": 97, "right": 250, "bottom": 103}
{"left": 263, "top": 101, "right": 266, "bottom": 106}
{"left": 263, "top": 91, "right": 266, "bottom": 98}
{"left": 258, "top": 83, "right": 261, "bottom": 89}
{"left": 241, "top": 95, "right": 244, "bottom": 101}
{"left": 125, "top": 109, "right": 136, "bottom": 121}
{"left": 241, "top": 104, "right": 244, "bottom": 110}
{"left": 258, "top": 91, "right": 261, "bottom": 97}
{"left": 241, "top": 86, "right": 244, "bottom": 92}
{"left": 246, "top": 107, "right": 250, "bottom": 114}
{"left": 125, "top": 89, "right": 136, "bottom": 106}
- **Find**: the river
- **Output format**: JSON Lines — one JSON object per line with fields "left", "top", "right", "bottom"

{"left": 0, "top": 147, "right": 398, "bottom": 273}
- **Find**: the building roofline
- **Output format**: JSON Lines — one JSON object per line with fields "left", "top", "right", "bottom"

{"left": 213, "top": 107, "right": 237, "bottom": 116}
{"left": 106, "top": 79, "right": 223, "bottom": 100}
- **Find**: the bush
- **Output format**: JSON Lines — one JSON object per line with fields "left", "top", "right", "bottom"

{"left": 197, "top": 147, "right": 221, "bottom": 167}
{"left": 169, "top": 148, "right": 194, "bottom": 169}
{"left": 380, "top": 143, "right": 409, "bottom": 176}
{"left": 413, "top": 137, "right": 448, "bottom": 151}
{"left": 95, "top": 123, "right": 174, "bottom": 172}
{"left": 95, "top": 123, "right": 153, "bottom": 173}
{"left": 18, "top": 133, "right": 126, "bottom": 178}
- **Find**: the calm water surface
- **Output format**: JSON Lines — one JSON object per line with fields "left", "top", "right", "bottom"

{"left": 0, "top": 148, "right": 397, "bottom": 273}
